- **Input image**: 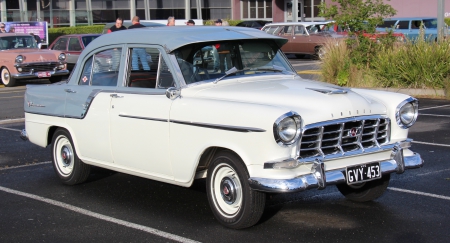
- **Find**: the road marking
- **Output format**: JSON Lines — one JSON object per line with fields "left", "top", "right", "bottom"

{"left": 0, "top": 118, "right": 25, "bottom": 124}
{"left": 0, "top": 95, "right": 23, "bottom": 99}
{"left": 412, "top": 141, "right": 450, "bottom": 147}
{"left": 0, "top": 161, "right": 51, "bottom": 171}
{"left": 297, "top": 70, "right": 322, "bottom": 74}
{"left": 0, "top": 186, "right": 201, "bottom": 243}
{"left": 419, "top": 104, "right": 450, "bottom": 110}
{"left": 0, "top": 126, "right": 22, "bottom": 132}
{"left": 0, "top": 90, "right": 24, "bottom": 94}
{"left": 388, "top": 187, "right": 450, "bottom": 201}
{"left": 419, "top": 113, "right": 450, "bottom": 118}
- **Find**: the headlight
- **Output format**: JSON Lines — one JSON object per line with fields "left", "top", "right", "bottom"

{"left": 58, "top": 53, "right": 66, "bottom": 61}
{"left": 273, "top": 112, "right": 302, "bottom": 146}
{"left": 396, "top": 98, "right": 418, "bottom": 129}
{"left": 15, "top": 55, "right": 24, "bottom": 63}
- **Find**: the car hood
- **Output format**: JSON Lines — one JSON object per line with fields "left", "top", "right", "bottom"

{"left": 185, "top": 76, "right": 387, "bottom": 125}
{"left": 5, "top": 49, "right": 60, "bottom": 62}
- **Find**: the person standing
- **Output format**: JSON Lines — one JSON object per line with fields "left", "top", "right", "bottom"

{"left": 167, "top": 16, "right": 175, "bottom": 26}
{"left": 214, "top": 19, "right": 222, "bottom": 26}
{"left": 128, "top": 16, "right": 150, "bottom": 71}
{"left": 0, "top": 23, "right": 7, "bottom": 33}
{"left": 186, "top": 19, "right": 195, "bottom": 26}
{"left": 108, "top": 17, "right": 127, "bottom": 33}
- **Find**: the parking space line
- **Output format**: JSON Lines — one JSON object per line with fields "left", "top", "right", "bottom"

{"left": 388, "top": 187, "right": 450, "bottom": 200}
{"left": 419, "top": 113, "right": 450, "bottom": 118}
{"left": 412, "top": 141, "right": 450, "bottom": 147}
{"left": 0, "top": 186, "right": 201, "bottom": 243}
{"left": 0, "top": 127, "right": 22, "bottom": 132}
{"left": 0, "top": 96, "right": 23, "bottom": 99}
{"left": 419, "top": 104, "right": 450, "bottom": 110}
{"left": 0, "top": 161, "right": 51, "bottom": 171}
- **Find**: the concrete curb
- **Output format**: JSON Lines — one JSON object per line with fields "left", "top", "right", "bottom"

{"left": 370, "top": 88, "right": 446, "bottom": 97}
{"left": 0, "top": 118, "right": 25, "bottom": 124}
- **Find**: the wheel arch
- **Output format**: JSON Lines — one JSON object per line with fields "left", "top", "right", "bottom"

{"left": 195, "top": 146, "right": 248, "bottom": 178}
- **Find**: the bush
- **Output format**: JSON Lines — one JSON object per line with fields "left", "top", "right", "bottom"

{"left": 48, "top": 25, "right": 104, "bottom": 45}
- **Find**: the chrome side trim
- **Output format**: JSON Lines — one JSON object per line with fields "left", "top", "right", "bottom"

{"left": 170, "top": 120, "right": 266, "bottom": 133}
{"left": 249, "top": 152, "right": 423, "bottom": 193}
{"left": 119, "top": 114, "right": 168, "bottom": 122}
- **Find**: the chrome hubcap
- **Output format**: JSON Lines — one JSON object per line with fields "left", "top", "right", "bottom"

{"left": 221, "top": 178, "right": 237, "bottom": 204}
{"left": 61, "top": 146, "right": 72, "bottom": 167}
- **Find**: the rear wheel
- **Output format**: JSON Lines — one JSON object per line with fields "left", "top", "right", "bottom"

{"left": 1, "top": 67, "right": 16, "bottom": 87}
{"left": 337, "top": 174, "right": 390, "bottom": 202}
{"left": 314, "top": 46, "right": 326, "bottom": 60}
{"left": 206, "top": 151, "right": 265, "bottom": 229}
{"left": 51, "top": 128, "right": 91, "bottom": 185}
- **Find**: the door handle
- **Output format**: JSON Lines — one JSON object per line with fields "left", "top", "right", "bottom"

{"left": 110, "top": 94, "right": 124, "bottom": 98}
{"left": 64, "top": 89, "right": 76, "bottom": 93}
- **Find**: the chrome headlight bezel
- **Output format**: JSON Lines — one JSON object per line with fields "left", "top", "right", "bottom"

{"left": 273, "top": 111, "right": 302, "bottom": 147}
{"left": 395, "top": 97, "right": 419, "bottom": 129}
{"left": 15, "top": 55, "right": 24, "bottom": 64}
{"left": 58, "top": 53, "right": 66, "bottom": 61}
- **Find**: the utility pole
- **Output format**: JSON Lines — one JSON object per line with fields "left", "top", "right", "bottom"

{"left": 437, "top": 0, "right": 445, "bottom": 40}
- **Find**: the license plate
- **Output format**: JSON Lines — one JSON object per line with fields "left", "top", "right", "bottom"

{"left": 37, "top": 71, "right": 51, "bottom": 78}
{"left": 345, "top": 162, "right": 381, "bottom": 184}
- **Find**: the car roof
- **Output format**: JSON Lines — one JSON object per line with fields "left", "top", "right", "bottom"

{"left": 86, "top": 26, "right": 288, "bottom": 54}
{"left": 383, "top": 17, "right": 437, "bottom": 21}
{"left": 264, "top": 22, "right": 330, "bottom": 27}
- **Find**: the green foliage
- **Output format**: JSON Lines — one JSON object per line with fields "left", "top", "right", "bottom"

{"left": 204, "top": 19, "right": 242, "bottom": 26}
{"left": 319, "top": 0, "right": 396, "bottom": 34}
{"left": 48, "top": 25, "right": 104, "bottom": 45}
{"left": 445, "top": 18, "right": 450, "bottom": 27}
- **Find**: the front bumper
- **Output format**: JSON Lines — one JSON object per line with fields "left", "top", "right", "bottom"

{"left": 12, "top": 69, "right": 69, "bottom": 80}
{"left": 248, "top": 144, "right": 423, "bottom": 193}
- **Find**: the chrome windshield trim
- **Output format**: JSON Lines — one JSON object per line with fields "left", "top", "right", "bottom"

{"left": 170, "top": 120, "right": 266, "bottom": 133}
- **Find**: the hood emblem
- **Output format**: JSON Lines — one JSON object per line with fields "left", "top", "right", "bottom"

{"left": 349, "top": 127, "right": 359, "bottom": 137}
{"left": 307, "top": 88, "right": 348, "bottom": 95}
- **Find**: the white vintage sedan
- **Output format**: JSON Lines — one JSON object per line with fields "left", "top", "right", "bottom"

{"left": 21, "top": 26, "right": 423, "bottom": 229}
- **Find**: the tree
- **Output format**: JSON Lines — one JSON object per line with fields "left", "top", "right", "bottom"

{"left": 319, "top": 0, "right": 397, "bottom": 35}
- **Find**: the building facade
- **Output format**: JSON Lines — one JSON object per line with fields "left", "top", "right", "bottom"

{"left": 0, "top": 0, "right": 448, "bottom": 28}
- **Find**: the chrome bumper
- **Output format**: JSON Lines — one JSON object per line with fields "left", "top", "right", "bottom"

{"left": 248, "top": 146, "right": 423, "bottom": 193}
{"left": 20, "top": 129, "right": 28, "bottom": 141}
{"left": 12, "top": 70, "right": 69, "bottom": 79}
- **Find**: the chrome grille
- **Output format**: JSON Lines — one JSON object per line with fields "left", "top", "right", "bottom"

{"left": 299, "top": 116, "right": 390, "bottom": 158}
{"left": 18, "top": 62, "right": 60, "bottom": 73}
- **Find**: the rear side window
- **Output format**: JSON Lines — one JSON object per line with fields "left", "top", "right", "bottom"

{"left": 397, "top": 21, "right": 409, "bottom": 29}
{"left": 79, "top": 48, "right": 122, "bottom": 86}
{"left": 378, "top": 20, "right": 397, "bottom": 28}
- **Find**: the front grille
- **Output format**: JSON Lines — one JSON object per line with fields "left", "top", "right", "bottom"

{"left": 299, "top": 116, "right": 390, "bottom": 158}
{"left": 18, "top": 62, "right": 60, "bottom": 73}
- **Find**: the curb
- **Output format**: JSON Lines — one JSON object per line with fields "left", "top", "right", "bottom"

{"left": 370, "top": 88, "right": 446, "bottom": 98}
{"left": 0, "top": 118, "right": 25, "bottom": 124}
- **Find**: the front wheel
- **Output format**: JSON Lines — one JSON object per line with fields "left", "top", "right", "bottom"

{"left": 337, "top": 174, "right": 390, "bottom": 202}
{"left": 314, "top": 46, "right": 326, "bottom": 60}
{"left": 1, "top": 67, "right": 16, "bottom": 87}
{"left": 207, "top": 151, "right": 265, "bottom": 229}
{"left": 51, "top": 129, "right": 91, "bottom": 185}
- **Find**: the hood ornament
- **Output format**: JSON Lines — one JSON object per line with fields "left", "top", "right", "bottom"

{"left": 306, "top": 87, "right": 349, "bottom": 95}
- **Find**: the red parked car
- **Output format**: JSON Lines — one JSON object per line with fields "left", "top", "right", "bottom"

{"left": 48, "top": 34, "right": 100, "bottom": 71}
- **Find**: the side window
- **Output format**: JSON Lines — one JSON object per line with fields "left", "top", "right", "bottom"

{"left": 295, "top": 26, "right": 306, "bottom": 35}
{"left": 411, "top": 20, "right": 422, "bottom": 29}
{"left": 126, "top": 47, "right": 175, "bottom": 89}
{"left": 282, "top": 26, "right": 293, "bottom": 36}
{"left": 68, "top": 37, "right": 82, "bottom": 51}
{"left": 378, "top": 20, "right": 397, "bottom": 28}
{"left": 78, "top": 48, "right": 122, "bottom": 86}
{"left": 53, "top": 38, "right": 68, "bottom": 51}
{"left": 397, "top": 21, "right": 409, "bottom": 29}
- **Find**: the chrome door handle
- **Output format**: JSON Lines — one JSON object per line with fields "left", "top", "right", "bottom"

{"left": 64, "top": 89, "right": 76, "bottom": 93}
{"left": 110, "top": 94, "right": 124, "bottom": 98}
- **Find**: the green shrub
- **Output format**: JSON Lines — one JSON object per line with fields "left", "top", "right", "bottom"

{"left": 48, "top": 25, "right": 104, "bottom": 45}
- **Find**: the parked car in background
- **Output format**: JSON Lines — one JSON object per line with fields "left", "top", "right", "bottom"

{"left": 0, "top": 33, "right": 68, "bottom": 87}
{"left": 102, "top": 20, "right": 166, "bottom": 34}
{"left": 262, "top": 22, "right": 345, "bottom": 59}
{"left": 22, "top": 26, "right": 423, "bottom": 229}
{"left": 49, "top": 34, "right": 101, "bottom": 71}
{"left": 376, "top": 17, "right": 439, "bottom": 41}
{"left": 325, "top": 22, "right": 406, "bottom": 42}
{"left": 236, "top": 20, "right": 272, "bottom": 29}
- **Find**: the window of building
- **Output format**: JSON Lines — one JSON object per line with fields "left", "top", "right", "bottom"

{"left": 242, "top": 0, "right": 272, "bottom": 20}
{"left": 303, "top": 0, "right": 321, "bottom": 18}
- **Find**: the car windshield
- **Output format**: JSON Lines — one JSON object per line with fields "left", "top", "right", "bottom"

{"left": 81, "top": 35, "right": 100, "bottom": 47}
{"left": 174, "top": 40, "right": 294, "bottom": 85}
{"left": 0, "top": 36, "right": 37, "bottom": 50}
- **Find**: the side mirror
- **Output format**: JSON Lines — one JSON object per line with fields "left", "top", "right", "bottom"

{"left": 165, "top": 87, "right": 181, "bottom": 100}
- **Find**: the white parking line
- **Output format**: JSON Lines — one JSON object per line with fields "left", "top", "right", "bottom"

{"left": 0, "top": 186, "right": 201, "bottom": 243}
{"left": 412, "top": 141, "right": 450, "bottom": 147}
{"left": 0, "top": 161, "right": 51, "bottom": 171}
{"left": 388, "top": 187, "right": 450, "bottom": 200}
{"left": 419, "top": 104, "right": 450, "bottom": 110}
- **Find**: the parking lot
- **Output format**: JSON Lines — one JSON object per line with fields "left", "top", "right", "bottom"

{"left": 0, "top": 60, "right": 449, "bottom": 242}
